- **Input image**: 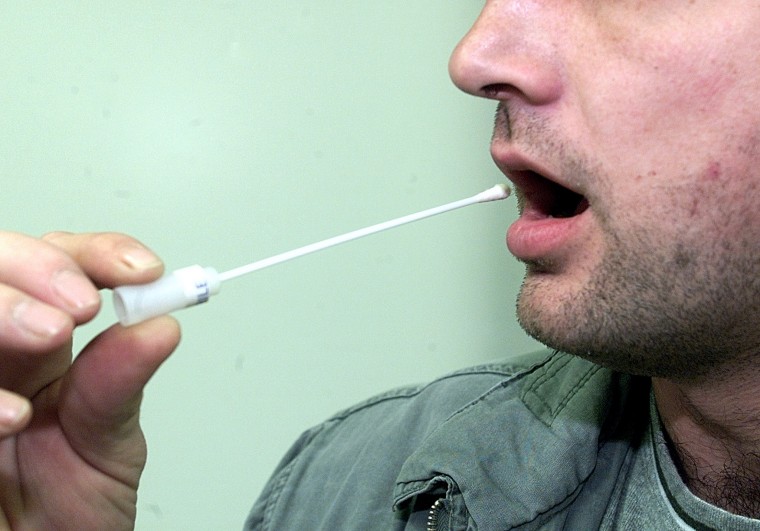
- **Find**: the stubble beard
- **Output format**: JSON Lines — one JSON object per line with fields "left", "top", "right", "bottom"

{"left": 515, "top": 219, "right": 760, "bottom": 381}
{"left": 495, "top": 101, "right": 760, "bottom": 381}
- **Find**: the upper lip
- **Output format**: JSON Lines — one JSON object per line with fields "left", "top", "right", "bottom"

{"left": 490, "top": 144, "right": 582, "bottom": 195}
{"left": 490, "top": 144, "right": 589, "bottom": 219}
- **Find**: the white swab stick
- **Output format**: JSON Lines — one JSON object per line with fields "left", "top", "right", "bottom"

{"left": 219, "top": 184, "right": 510, "bottom": 281}
{"left": 112, "top": 184, "right": 510, "bottom": 326}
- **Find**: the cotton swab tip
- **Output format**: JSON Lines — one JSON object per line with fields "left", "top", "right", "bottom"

{"left": 475, "top": 183, "right": 511, "bottom": 203}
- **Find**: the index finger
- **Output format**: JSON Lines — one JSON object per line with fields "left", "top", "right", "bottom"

{"left": 42, "top": 232, "right": 165, "bottom": 290}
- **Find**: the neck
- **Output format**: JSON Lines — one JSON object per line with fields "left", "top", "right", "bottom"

{"left": 653, "top": 370, "right": 760, "bottom": 518}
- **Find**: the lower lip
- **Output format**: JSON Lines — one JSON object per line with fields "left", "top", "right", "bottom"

{"left": 506, "top": 212, "right": 587, "bottom": 261}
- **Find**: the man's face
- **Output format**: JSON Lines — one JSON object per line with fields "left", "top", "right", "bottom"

{"left": 450, "top": 1, "right": 760, "bottom": 379}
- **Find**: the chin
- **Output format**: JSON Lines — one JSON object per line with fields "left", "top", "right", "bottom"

{"left": 517, "top": 289, "right": 726, "bottom": 380}
{"left": 518, "top": 306, "right": 732, "bottom": 382}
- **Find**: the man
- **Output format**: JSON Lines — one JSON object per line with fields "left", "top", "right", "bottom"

{"left": 1, "top": 1, "right": 759, "bottom": 529}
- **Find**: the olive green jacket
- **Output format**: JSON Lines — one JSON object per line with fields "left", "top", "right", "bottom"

{"left": 245, "top": 350, "right": 650, "bottom": 530}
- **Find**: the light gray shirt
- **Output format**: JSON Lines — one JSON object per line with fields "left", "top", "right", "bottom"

{"left": 602, "top": 395, "right": 760, "bottom": 530}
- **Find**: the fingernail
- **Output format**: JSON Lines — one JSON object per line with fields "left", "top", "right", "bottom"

{"left": 51, "top": 269, "right": 100, "bottom": 311}
{"left": 122, "top": 246, "right": 162, "bottom": 271}
{"left": 13, "top": 299, "right": 69, "bottom": 338}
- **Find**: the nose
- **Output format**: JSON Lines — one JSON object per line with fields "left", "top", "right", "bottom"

{"left": 449, "top": 2, "right": 563, "bottom": 105}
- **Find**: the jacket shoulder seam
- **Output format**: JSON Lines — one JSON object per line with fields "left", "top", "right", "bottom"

{"left": 329, "top": 351, "right": 554, "bottom": 422}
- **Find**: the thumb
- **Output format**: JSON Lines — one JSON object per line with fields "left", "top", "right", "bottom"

{"left": 58, "top": 317, "right": 181, "bottom": 484}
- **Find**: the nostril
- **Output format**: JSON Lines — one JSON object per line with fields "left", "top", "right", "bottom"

{"left": 483, "top": 83, "right": 515, "bottom": 99}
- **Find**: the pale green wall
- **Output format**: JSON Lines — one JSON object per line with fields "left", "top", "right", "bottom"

{"left": 2, "top": 2, "right": 542, "bottom": 529}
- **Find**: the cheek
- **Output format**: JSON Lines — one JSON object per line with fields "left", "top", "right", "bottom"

{"left": 577, "top": 29, "right": 750, "bottom": 169}
{"left": 625, "top": 153, "right": 760, "bottom": 250}
{"left": 606, "top": 62, "right": 737, "bottom": 151}
{"left": 586, "top": 58, "right": 759, "bottom": 227}
{"left": 677, "top": 161, "right": 727, "bottom": 221}
{"left": 660, "top": 44, "right": 740, "bottom": 105}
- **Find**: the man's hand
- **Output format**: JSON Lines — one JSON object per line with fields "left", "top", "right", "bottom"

{"left": 0, "top": 231, "right": 181, "bottom": 530}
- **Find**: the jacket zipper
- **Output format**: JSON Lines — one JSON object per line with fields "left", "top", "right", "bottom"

{"left": 427, "top": 498, "right": 444, "bottom": 531}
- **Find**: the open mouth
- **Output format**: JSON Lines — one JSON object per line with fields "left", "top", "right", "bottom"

{"left": 515, "top": 171, "right": 589, "bottom": 219}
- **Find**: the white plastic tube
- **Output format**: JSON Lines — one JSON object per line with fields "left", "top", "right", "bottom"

{"left": 113, "top": 265, "right": 221, "bottom": 326}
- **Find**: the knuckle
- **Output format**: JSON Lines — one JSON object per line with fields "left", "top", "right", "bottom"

{"left": 0, "top": 286, "right": 72, "bottom": 349}
{"left": 42, "top": 231, "right": 135, "bottom": 263}
{"left": 41, "top": 230, "right": 73, "bottom": 242}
